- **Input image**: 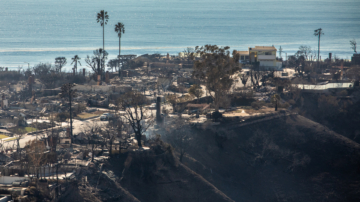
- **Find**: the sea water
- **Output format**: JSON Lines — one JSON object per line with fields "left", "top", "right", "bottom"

{"left": 0, "top": 0, "right": 359, "bottom": 70}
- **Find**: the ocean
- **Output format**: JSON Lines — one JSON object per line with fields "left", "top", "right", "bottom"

{"left": 1, "top": 0, "right": 359, "bottom": 71}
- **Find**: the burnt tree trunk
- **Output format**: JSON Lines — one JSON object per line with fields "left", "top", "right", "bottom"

{"left": 135, "top": 132, "right": 142, "bottom": 148}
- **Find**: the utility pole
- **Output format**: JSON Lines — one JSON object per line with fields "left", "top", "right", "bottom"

{"left": 60, "top": 83, "right": 76, "bottom": 145}
{"left": 314, "top": 28, "right": 324, "bottom": 68}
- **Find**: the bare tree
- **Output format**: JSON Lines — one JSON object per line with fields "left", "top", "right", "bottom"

{"left": 85, "top": 48, "right": 108, "bottom": 78}
{"left": 250, "top": 68, "right": 263, "bottom": 89}
{"left": 26, "top": 140, "right": 46, "bottom": 179}
{"left": 102, "top": 118, "right": 125, "bottom": 155}
{"left": 240, "top": 73, "right": 249, "bottom": 88}
{"left": 271, "top": 94, "right": 281, "bottom": 111}
{"left": 166, "top": 119, "right": 191, "bottom": 162}
{"left": 296, "top": 45, "right": 312, "bottom": 60}
{"left": 350, "top": 39, "right": 357, "bottom": 53}
{"left": 183, "top": 47, "right": 194, "bottom": 64}
{"left": 55, "top": 57, "right": 67, "bottom": 73}
{"left": 118, "top": 91, "right": 154, "bottom": 148}
{"left": 82, "top": 122, "right": 101, "bottom": 162}
{"left": 59, "top": 83, "right": 77, "bottom": 143}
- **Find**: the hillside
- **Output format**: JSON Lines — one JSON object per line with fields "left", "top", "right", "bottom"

{"left": 165, "top": 114, "right": 360, "bottom": 202}
{"left": 102, "top": 142, "right": 233, "bottom": 202}
{"left": 59, "top": 142, "right": 234, "bottom": 202}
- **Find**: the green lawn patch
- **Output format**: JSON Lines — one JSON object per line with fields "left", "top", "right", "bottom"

{"left": 3, "top": 137, "right": 17, "bottom": 142}
{"left": 24, "top": 127, "right": 37, "bottom": 133}
{"left": 76, "top": 111, "right": 104, "bottom": 120}
{"left": 8, "top": 127, "right": 37, "bottom": 134}
{"left": 0, "top": 134, "right": 9, "bottom": 139}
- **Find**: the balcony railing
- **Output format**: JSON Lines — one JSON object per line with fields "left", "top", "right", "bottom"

{"left": 257, "top": 55, "right": 276, "bottom": 60}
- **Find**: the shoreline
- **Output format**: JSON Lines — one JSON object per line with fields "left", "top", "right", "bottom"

{"left": 1, "top": 48, "right": 355, "bottom": 70}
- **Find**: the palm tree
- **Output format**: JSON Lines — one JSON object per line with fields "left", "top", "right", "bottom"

{"left": 115, "top": 22, "right": 125, "bottom": 57}
{"left": 71, "top": 55, "right": 81, "bottom": 74}
{"left": 314, "top": 28, "right": 324, "bottom": 68}
{"left": 96, "top": 10, "right": 109, "bottom": 52}
{"left": 96, "top": 10, "right": 109, "bottom": 81}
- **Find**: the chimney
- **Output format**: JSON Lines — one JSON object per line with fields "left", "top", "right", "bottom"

{"left": 105, "top": 71, "right": 110, "bottom": 83}
{"left": 83, "top": 68, "right": 85, "bottom": 76}
{"left": 1, "top": 94, "right": 4, "bottom": 109}
{"left": 97, "top": 74, "right": 101, "bottom": 85}
{"left": 167, "top": 53, "right": 169, "bottom": 60}
{"left": 340, "top": 62, "right": 344, "bottom": 80}
{"left": 156, "top": 97, "right": 162, "bottom": 123}
{"left": 28, "top": 75, "right": 33, "bottom": 93}
{"left": 329, "top": 53, "right": 332, "bottom": 61}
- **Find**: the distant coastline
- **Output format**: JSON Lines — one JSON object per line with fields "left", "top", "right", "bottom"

{"left": 1, "top": 0, "right": 359, "bottom": 69}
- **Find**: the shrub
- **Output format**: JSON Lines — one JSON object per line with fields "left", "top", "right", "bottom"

{"left": 288, "top": 99, "right": 296, "bottom": 105}
{"left": 56, "top": 112, "right": 69, "bottom": 122}
{"left": 251, "top": 101, "right": 266, "bottom": 110}
{"left": 337, "top": 90, "right": 348, "bottom": 96}
{"left": 74, "top": 103, "right": 87, "bottom": 114}
{"left": 279, "top": 102, "right": 290, "bottom": 109}
{"left": 0, "top": 71, "right": 24, "bottom": 82}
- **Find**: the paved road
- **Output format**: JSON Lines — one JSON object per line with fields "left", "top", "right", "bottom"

{"left": 1, "top": 117, "right": 107, "bottom": 150}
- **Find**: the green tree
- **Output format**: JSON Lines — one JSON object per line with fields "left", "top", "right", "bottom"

{"left": 192, "top": 45, "right": 240, "bottom": 112}
{"left": 166, "top": 94, "right": 178, "bottom": 112}
{"left": 107, "top": 59, "right": 119, "bottom": 72}
{"left": 188, "top": 84, "right": 203, "bottom": 102}
{"left": 115, "top": 22, "right": 125, "bottom": 57}
{"left": 71, "top": 55, "right": 81, "bottom": 74}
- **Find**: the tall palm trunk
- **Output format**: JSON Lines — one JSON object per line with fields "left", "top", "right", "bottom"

{"left": 102, "top": 24, "right": 105, "bottom": 78}
{"left": 103, "top": 24, "right": 105, "bottom": 53}
{"left": 119, "top": 37, "right": 121, "bottom": 56}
